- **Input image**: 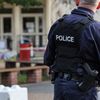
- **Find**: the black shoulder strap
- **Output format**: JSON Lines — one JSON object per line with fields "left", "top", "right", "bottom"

{"left": 90, "top": 27, "right": 100, "bottom": 62}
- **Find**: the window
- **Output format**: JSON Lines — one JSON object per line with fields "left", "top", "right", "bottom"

{"left": 38, "top": 17, "right": 43, "bottom": 33}
{"left": 39, "top": 35, "right": 43, "bottom": 47}
{"left": 21, "top": 14, "right": 44, "bottom": 48}
{"left": 0, "top": 8, "right": 12, "bottom": 14}
{"left": 3, "top": 36, "right": 12, "bottom": 50}
{"left": 20, "top": 35, "right": 36, "bottom": 47}
{"left": 32, "top": 36, "right": 36, "bottom": 47}
{"left": 3, "top": 17, "right": 11, "bottom": 33}
{"left": 23, "top": 17, "right": 36, "bottom": 33}
{"left": 22, "top": 8, "right": 43, "bottom": 13}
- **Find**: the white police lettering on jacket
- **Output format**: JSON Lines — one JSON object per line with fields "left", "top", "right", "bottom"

{"left": 56, "top": 35, "right": 74, "bottom": 42}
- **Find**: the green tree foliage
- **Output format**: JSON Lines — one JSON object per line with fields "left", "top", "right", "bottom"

{"left": 0, "top": 0, "right": 42, "bottom": 6}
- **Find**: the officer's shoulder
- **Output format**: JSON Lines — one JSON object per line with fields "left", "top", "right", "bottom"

{"left": 89, "top": 21, "right": 100, "bottom": 38}
{"left": 94, "top": 21, "right": 100, "bottom": 27}
{"left": 50, "top": 20, "right": 58, "bottom": 31}
{"left": 89, "top": 20, "right": 100, "bottom": 30}
{"left": 50, "top": 14, "right": 69, "bottom": 29}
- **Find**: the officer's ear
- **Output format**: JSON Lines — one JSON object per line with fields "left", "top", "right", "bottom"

{"left": 75, "top": 0, "right": 80, "bottom": 6}
{"left": 97, "top": 2, "right": 100, "bottom": 9}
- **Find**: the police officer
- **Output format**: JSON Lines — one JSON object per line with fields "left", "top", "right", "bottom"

{"left": 44, "top": 0, "right": 100, "bottom": 100}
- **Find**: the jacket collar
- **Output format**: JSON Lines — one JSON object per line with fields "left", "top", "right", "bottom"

{"left": 71, "top": 7, "right": 94, "bottom": 19}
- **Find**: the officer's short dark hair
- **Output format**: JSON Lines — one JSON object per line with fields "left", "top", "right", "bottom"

{"left": 80, "top": 0, "right": 100, "bottom": 5}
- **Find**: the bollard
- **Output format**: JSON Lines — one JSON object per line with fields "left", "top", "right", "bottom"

{"left": 0, "top": 85, "right": 28, "bottom": 100}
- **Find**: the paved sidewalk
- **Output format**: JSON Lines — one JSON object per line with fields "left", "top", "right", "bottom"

{"left": 22, "top": 81, "right": 54, "bottom": 100}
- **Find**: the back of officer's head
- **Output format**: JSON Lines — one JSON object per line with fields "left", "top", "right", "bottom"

{"left": 80, "top": 0, "right": 100, "bottom": 5}
{"left": 79, "top": 0, "right": 100, "bottom": 12}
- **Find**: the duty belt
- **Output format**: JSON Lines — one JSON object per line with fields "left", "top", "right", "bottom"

{"left": 58, "top": 72, "right": 80, "bottom": 81}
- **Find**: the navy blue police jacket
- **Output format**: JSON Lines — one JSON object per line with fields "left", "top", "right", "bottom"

{"left": 44, "top": 7, "right": 100, "bottom": 72}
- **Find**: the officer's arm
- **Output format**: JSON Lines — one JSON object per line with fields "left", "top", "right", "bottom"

{"left": 93, "top": 23, "right": 100, "bottom": 63}
{"left": 94, "top": 26, "right": 100, "bottom": 85}
{"left": 92, "top": 22, "right": 100, "bottom": 79}
{"left": 44, "top": 22, "right": 58, "bottom": 67}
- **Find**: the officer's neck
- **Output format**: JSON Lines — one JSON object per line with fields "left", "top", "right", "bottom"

{"left": 79, "top": 3, "right": 97, "bottom": 13}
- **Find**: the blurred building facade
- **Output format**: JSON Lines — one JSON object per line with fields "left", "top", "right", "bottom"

{"left": 0, "top": 0, "right": 100, "bottom": 51}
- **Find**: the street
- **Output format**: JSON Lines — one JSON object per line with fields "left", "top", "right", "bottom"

{"left": 22, "top": 81, "right": 54, "bottom": 100}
